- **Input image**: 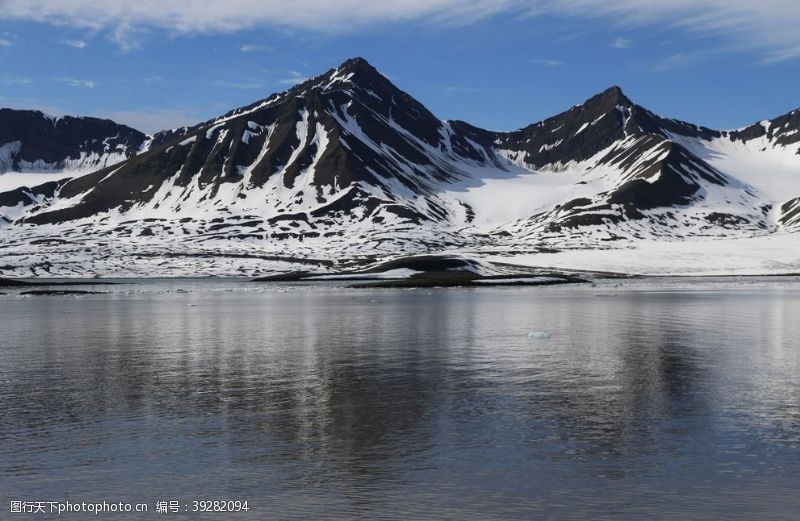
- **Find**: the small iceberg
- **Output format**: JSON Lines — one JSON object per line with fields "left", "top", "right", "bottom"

{"left": 527, "top": 331, "right": 552, "bottom": 339}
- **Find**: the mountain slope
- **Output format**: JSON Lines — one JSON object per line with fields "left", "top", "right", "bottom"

{"left": 453, "top": 85, "right": 773, "bottom": 241}
{"left": 0, "top": 109, "right": 147, "bottom": 174}
{"left": 0, "top": 57, "right": 798, "bottom": 277}
{"left": 0, "top": 109, "right": 154, "bottom": 226}
{"left": 22, "top": 58, "right": 501, "bottom": 232}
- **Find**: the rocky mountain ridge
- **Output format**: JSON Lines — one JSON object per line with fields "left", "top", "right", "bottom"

{"left": 0, "top": 57, "right": 797, "bottom": 277}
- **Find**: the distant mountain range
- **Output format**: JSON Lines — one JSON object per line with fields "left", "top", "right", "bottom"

{"left": 0, "top": 108, "right": 150, "bottom": 174}
{"left": 0, "top": 57, "right": 798, "bottom": 277}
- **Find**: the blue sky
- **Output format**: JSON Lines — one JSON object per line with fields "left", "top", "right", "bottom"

{"left": 1, "top": 1, "right": 799, "bottom": 133}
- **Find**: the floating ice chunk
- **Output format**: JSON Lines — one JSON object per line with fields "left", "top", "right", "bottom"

{"left": 527, "top": 331, "right": 552, "bottom": 339}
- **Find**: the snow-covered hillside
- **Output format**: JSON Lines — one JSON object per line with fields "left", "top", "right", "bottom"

{"left": 0, "top": 109, "right": 148, "bottom": 176}
{"left": 0, "top": 109, "right": 185, "bottom": 228}
{"left": 0, "top": 58, "right": 798, "bottom": 277}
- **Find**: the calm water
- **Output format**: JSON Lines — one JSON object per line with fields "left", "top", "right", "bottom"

{"left": 1, "top": 278, "right": 800, "bottom": 520}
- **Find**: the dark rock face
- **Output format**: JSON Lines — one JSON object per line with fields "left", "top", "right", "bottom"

{"left": 492, "top": 86, "right": 633, "bottom": 168}
{"left": 487, "top": 88, "right": 737, "bottom": 220}
{"left": 0, "top": 277, "right": 33, "bottom": 287}
{"left": 0, "top": 179, "right": 65, "bottom": 208}
{"left": 0, "top": 179, "right": 69, "bottom": 223}
{"left": 728, "top": 109, "right": 800, "bottom": 148}
{"left": 0, "top": 109, "right": 147, "bottom": 173}
{"left": 781, "top": 197, "right": 800, "bottom": 227}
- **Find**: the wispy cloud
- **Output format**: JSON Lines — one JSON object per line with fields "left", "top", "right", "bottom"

{"left": 0, "top": 39, "right": 12, "bottom": 47}
{"left": 437, "top": 86, "right": 478, "bottom": 94}
{"left": 109, "top": 22, "right": 145, "bottom": 52}
{"left": 212, "top": 70, "right": 308, "bottom": 90}
{"left": 240, "top": 44, "right": 272, "bottom": 52}
{"left": 57, "top": 78, "right": 97, "bottom": 88}
{"left": 62, "top": 39, "right": 87, "bottom": 49}
{"left": 276, "top": 70, "right": 308, "bottom": 86}
{"left": 2, "top": 1, "right": 800, "bottom": 62}
{"left": 760, "top": 46, "right": 800, "bottom": 65}
{"left": 611, "top": 37, "right": 632, "bottom": 49}
{"left": 109, "top": 75, "right": 166, "bottom": 85}
{"left": 532, "top": 58, "right": 564, "bottom": 66}
{"left": 0, "top": 74, "right": 31, "bottom": 85}
{"left": 652, "top": 52, "right": 696, "bottom": 71}
{"left": 211, "top": 78, "right": 269, "bottom": 89}
{"left": 531, "top": 1, "right": 800, "bottom": 64}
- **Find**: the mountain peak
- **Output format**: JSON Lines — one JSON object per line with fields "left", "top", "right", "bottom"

{"left": 602, "top": 85, "right": 625, "bottom": 96}
{"left": 276, "top": 56, "right": 389, "bottom": 97}
{"left": 7, "top": 57, "right": 795, "bottom": 264}
{"left": 589, "top": 85, "right": 633, "bottom": 108}
{"left": 322, "top": 56, "right": 388, "bottom": 90}
{"left": 337, "top": 56, "right": 377, "bottom": 74}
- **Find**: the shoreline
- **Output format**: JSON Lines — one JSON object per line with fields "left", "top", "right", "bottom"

{"left": 4, "top": 272, "right": 800, "bottom": 286}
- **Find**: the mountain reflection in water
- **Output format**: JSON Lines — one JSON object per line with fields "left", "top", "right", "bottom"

{"left": 1, "top": 279, "right": 799, "bottom": 519}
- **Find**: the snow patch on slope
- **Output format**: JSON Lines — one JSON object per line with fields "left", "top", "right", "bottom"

{"left": 669, "top": 132, "right": 800, "bottom": 203}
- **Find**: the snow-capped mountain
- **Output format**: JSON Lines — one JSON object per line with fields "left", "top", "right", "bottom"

{"left": 0, "top": 109, "right": 180, "bottom": 225}
{"left": 0, "top": 57, "right": 798, "bottom": 277}
{"left": 0, "top": 109, "right": 147, "bottom": 174}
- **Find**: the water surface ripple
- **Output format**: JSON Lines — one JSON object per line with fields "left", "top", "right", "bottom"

{"left": 1, "top": 278, "right": 799, "bottom": 519}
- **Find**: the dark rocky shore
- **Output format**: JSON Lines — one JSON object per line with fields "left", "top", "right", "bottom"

{"left": 1, "top": 277, "right": 115, "bottom": 294}
{"left": 253, "top": 255, "right": 594, "bottom": 288}
{"left": 0, "top": 277, "right": 34, "bottom": 287}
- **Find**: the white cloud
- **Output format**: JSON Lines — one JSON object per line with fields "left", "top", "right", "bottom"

{"left": 62, "top": 39, "right": 87, "bottom": 48}
{"left": 240, "top": 44, "right": 272, "bottom": 52}
{"left": 534, "top": 0, "right": 800, "bottom": 63}
{"left": 107, "top": 75, "right": 165, "bottom": 85}
{"left": 109, "top": 22, "right": 145, "bottom": 51}
{"left": 0, "top": 39, "right": 13, "bottom": 46}
{"left": 0, "top": 0, "right": 500, "bottom": 34}
{"left": 276, "top": 70, "right": 308, "bottom": 86}
{"left": 611, "top": 37, "right": 631, "bottom": 49}
{"left": 57, "top": 78, "right": 97, "bottom": 88}
{"left": 761, "top": 46, "right": 800, "bottom": 65}
{"left": 651, "top": 52, "right": 701, "bottom": 71}
{"left": 2, "top": 1, "right": 800, "bottom": 61}
{"left": 532, "top": 58, "right": 563, "bottom": 66}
